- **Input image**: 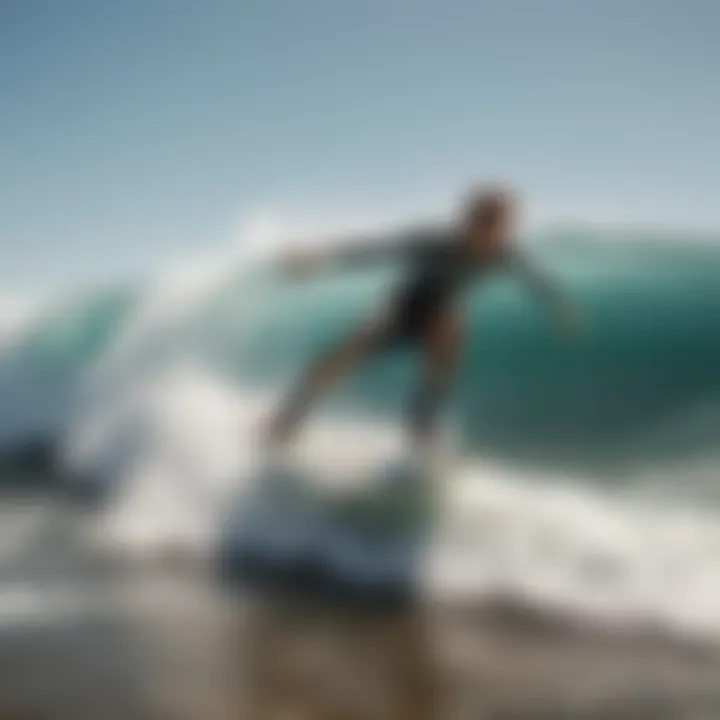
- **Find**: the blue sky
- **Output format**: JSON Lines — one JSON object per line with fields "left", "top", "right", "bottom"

{"left": 2, "top": 0, "right": 719, "bottom": 290}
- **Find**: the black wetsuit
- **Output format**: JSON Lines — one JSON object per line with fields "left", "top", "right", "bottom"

{"left": 355, "top": 230, "right": 543, "bottom": 348}
{"left": 380, "top": 234, "right": 485, "bottom": 345}
{"left": 273, "top": 229, "right": 560, "bottom": 442}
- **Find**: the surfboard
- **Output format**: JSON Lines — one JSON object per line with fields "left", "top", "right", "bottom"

{"left": 219, "top": 451, "right": 445, "bottom": 600}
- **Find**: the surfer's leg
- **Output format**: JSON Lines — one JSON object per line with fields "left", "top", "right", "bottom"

{"left": 266, "top": 325, "right": 384, "bottom": 444}
{"left": 407, "top": 310, "right": 463, "bottom": 448}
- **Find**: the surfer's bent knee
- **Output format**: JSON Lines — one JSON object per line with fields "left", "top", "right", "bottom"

{"left": 425, "top": 312, "right": 463, "bottom": 366}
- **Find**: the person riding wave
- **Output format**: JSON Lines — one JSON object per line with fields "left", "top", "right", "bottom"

{"left": 266, "top": 186, "right": 581, "bottom": 451}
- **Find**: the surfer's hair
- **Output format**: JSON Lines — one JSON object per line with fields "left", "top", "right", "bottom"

{"left": 462, "top": 184, "right": 516, "bottom": 224}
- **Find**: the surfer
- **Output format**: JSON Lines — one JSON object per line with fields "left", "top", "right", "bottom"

{"left": 265, "top": 187, "right": 581, "bottom": 450}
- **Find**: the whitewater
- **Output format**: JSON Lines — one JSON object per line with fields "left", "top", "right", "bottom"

{"left": 3, "top": 216, "right": 720, "bottom": 640}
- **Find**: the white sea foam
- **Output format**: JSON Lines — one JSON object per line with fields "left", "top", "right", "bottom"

{"left": 66, "top": 345, "right": 720, "bottom": 640}
{"left": 9, "top": 212, "right": 715, "bottom": 641}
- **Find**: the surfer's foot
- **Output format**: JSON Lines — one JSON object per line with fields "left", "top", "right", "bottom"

{"left": 263, "top": 391, "right": 312, "bottom": 449}
{"left": 262, "top": 411, "right": 299, "bottom": 450}
{"left": 258, "top": 422, "right": 292, "bottom": 468}
{"left": 263, "top": 423, "right": 289, "bottom": 450}
{"left": 408, "top": 430, "right": 438, "bottom": 460}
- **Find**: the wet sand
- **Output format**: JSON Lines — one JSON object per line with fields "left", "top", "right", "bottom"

{"left": 1, "top": 493, "right": 720, "bottom": 719}
{"left": 1, "top": 577, "right": 720, "bottom": 719}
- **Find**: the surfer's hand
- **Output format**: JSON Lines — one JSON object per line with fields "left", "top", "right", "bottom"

{"left": 557, "top": 305, "right": 583, "bottom": 338}
{"left": 277, "top": 248, "right": 325, "bottom": 278}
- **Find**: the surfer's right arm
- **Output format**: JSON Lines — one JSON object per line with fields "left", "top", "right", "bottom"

{"left": 506, "top": 251, "right": 584, "bottom": 337}
{"left": 276, "top": 229, "right": 444, "bottom": 277}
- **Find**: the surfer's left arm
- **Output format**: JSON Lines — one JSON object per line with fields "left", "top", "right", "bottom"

{"left": 276, "top": 228, "right": 445, "bottom": 277}
{"left": 508, "top": 252, "right": 582, "bottom": 336}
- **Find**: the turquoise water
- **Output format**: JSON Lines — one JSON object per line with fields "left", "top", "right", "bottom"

{"left": 13, "top": 287, "right": 135, "bottom": 373}
{"left": 203, "top": 234, "right": 720, "bottom": 471}
{"left": 8, "top": 228, "right": 720, "bottom": 634}
{"left": 4, "top": 230, "right": 720, "bottom": 473}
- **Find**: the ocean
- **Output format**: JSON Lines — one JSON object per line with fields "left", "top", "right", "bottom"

{"left": 3, "top": 223, "right": 720, "bottom": 643}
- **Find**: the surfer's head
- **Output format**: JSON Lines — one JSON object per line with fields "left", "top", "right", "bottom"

{"left": 459, "top": 185, "right": 517, "bottom": 253}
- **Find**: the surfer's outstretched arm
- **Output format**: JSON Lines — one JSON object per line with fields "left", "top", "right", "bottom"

{"left": 509, "top": 254, "right": 582, "bottom": 335}
{"left": 276, "top": 228, "right": 444, "bottom": 277}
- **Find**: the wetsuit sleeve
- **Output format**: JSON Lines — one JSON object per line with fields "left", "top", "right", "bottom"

{"left": 506, "top": 251, "right": 572, "bottom": 317}
{"left": 318, "top": 228, "right": 447, "bottom": 270}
